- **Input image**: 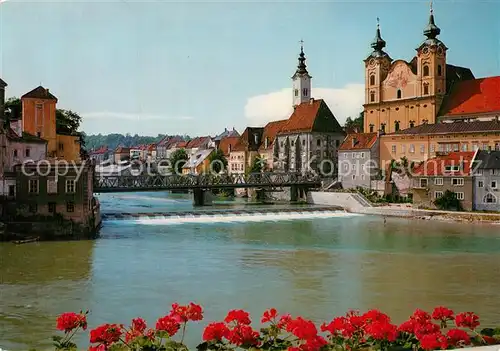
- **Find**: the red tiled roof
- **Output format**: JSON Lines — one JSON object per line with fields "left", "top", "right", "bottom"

{"left": 6, "top": 128, "right": 47, "bottom": 143}
{"left": 186, "top": 136, "right": 211, "bottom": 149}
{"left": 339, "top": 133, "right": 378, "bottom": 151}
{"left": 413, "top": 151, "right": 476, "bottom": 176}
{"left": 90, "top": 146, "right": 108, "bottom": 155}
{"left": 21, "top": 86, "right": 58, "bottom": 101}
{"left": 177, "top": 141, "right": 188, "bottom": 148}
{"left": 280, "top": 99, "right": 322, "bottom": 134}
{"left": 218, "top": 136, "right": 239, "bottom": 157}
{"left": 440, "top": 76, "right": 500, "bottom": 117}
{"left": 115, "top": 147, "right": 130, "bottom": 153}
{"left": 259, "top": 119, "right": 287, "bottom": 150}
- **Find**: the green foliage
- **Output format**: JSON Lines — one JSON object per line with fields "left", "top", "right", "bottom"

{"left": 56, "top": 109, "right": 81, "bottom": 135}
{"left": 248, "top": 155, "right": 266, "bottom": 174}
{"left": 344, "top": 111, "right": 364, "bottom": 133}
{"left": 4, "top": 97, "right": 21, "bottom": 122}
{"left": 434, "top": 190, "right": 463, "bottom": 211}
{"left": 169, "top": 148, "right": 188, "bottom": 174}
{"left": 208, "top": 149, "right": 228, "bottom": 174}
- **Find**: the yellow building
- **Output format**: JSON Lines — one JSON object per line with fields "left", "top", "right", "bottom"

{"left": 21, "top": 86, "right": 81, "bottom": 161}
{"left": 363, "top": 9, "right": 474, "bottom": 134}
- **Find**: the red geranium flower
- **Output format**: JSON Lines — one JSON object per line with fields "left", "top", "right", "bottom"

{"left": 321, "top": 316, "right": 347, "bottom": 336}
{"left": 202, "top": 322, "right": 230, "bottom": 341}
{"left": 88, "top": 345, "right": 106, "bottom": 351}
{"left": 419, "top": 332, "right": 448, "bottom": 351}
{"left": 169, "top": 302, "right": 204, "bottom": 323}
{"left": 365, "top": 321, "right": 398, "bottom": 342}
{"left": 224, "top": 309, "right": 251, "bottom": 325}
{"left": 89, "top": 324, "right": 123, "bottom": 346}
{"left": 261, "top": 308, "right": 278, "bottom": 324}
{"left": 131, "top": 317, "right": 147, "bottom": 333}
{"left": 286, "top": 317, "right": 318, "bottom": 340}
{"left": 415, "top": 321, "right": 441, "bottom": 339}
{"left": 277, "top": 314, "right": 292, "bottom": 330}
{"left": 455, "top": 312, "right": 480, "bottom": 330}
{"left": 431, "top": 306, "right": 454, "bottom": 323}
{"left": 155, "top": 315, "right": 180, "bottom": 336}
{"left": 295, "top": 335, "right": 328, "bottom": 351}
{"left": 362, "top": 309, "right": 391, "bottom": 324}
{"left": 446, "top": 328, "right": 471, "bottom": 347}
{"left": 227, "top": 324, "right": 260, "bottom": 346}
{"left": 398, "top": 319, "right": 416, "bottom": 334}
{"left": 56, "top": 312, "right": 87, "bottom": 333}
{"left": 411, "top": 309, "right": 431, "bottom": 324}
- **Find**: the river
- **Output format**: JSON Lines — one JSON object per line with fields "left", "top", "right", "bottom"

{"left": 1, "top": 192, "right": 500, "bottom": 350}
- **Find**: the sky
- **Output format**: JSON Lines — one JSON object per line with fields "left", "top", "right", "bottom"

{"left": 0, "top": 0, "right": 499, "bottom": 137}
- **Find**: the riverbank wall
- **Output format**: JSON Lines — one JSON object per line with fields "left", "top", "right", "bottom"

{"left": 307, "top": 191, "right": 500, "bottom": 223}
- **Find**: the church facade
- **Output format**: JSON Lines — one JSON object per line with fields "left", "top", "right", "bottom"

{"left": 363, "top": 8, "right": 474, "bottom": 134}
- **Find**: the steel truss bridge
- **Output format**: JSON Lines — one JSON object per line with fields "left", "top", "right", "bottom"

{"left": 94, "top": 172, "right": 321, "bottom": 193}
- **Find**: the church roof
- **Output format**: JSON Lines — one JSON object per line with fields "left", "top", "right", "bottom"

{"left": 439, "top": 76, "right": 500, "bottom": 117}
{"left": 259, "top": 119, "right": 288, "bottom": 150}
{"left": 21, "top": 86, "right": 58, "bottom": 101}
{"left": 279, "top": 99, "right": 344, "bottom": 134}
{"left": 339, "top": 133, "right": 378, "bottom": 151}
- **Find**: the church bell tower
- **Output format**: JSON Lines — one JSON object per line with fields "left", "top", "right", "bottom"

{"left": 292, "top": 41, "right": 312, "bottom": 107}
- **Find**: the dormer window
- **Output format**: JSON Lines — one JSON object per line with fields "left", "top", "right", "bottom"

{"left": 397, "top": 89, "right": 402, "bottom": 99}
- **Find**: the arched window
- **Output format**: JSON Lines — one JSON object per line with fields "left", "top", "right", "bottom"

{"left": 303, "top": 88, "right": 308, "bottom": 96}
{"left": 437, "top": 65, "right": 442, "bottom": 76}
{"left": 397, "top": 89, "right": 402, "bottom": 99}
{"left": 395, "top": 121, "right": 400, "bottom": 131}
{"left": 370, "top": 75, "right": 375, "bottom": 86}
{"left": 369, "top": 124, "right": 374, "bottom": 133}
{"left": 409, "top": 120, "right": 415, "bottom": 128}
{"left": 370, "top": 92, "right": 375, "bottom": 102}
{"left": 423, "top": 65, "right": 430, "bottom": 77}
{"left": 484, "top": 193, "right": 497, "bottom": 204}
{"left": 423, "top": 83, "right": 429, "bottom": 95}
{"left": 381, "top": 123, "right": 386, "bottom": 133}
{"left": 294, "top": 89, "right": 298, "bottom": 97}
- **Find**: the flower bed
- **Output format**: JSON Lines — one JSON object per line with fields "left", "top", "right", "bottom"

{"left": 53, "top": 304, "right": 500, "bottom": 351}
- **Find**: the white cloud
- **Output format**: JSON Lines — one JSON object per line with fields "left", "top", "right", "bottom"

{"left": 82, "top": 111, "right": 193, "bottom": 121}
{"left": 244, "top": 83, "right": 364, "bottom": 127}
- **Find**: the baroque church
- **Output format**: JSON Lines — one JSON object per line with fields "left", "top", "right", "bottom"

{"left": 272, "top": 44, "right": 346, "bottom": 175}
{"left": 363, "top": 6, "right": 474, "bottom": 134}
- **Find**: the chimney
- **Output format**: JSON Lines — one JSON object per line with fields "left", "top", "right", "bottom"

{"left": 352, "top": 137, "right": 357, "bottom": 148}
{"left": 228, "top": 144, "right": 232, "bottom": 154}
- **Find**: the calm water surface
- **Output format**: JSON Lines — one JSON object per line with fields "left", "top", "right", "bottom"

{"left": 1, "top": 192, "right": 500, "bottom": 350}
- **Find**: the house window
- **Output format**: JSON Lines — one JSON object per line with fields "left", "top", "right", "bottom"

{"left": 435, "top": 191, "right": 443, "bottom": 199}
{"left": 361, "top": 152, "right": 365, "bottom": 158}
{"left": 25, "top": 148, "right": 30, "bottom": 157}
{"left": 370, "top": 92, "right": 375, "bottom": 102}
{"left": 391, "top": 145, "right": 396, "bottom": 153}
{"left": 409, "top": 144, "right": 415, "bottom": 153}
{"left": 29, "top": 204, "right": 37, "bottom": 213}
{"left": 437, "top": 65, "right": 442, "bottom": 76}
{"left": 369, "top": 124, "right": 374, "bottom": 133}
{"left": 291, "top": 140, "right": 294, "bottom": 147}
{"left": 478, "top": 181, "right": 484, "bottom": 188}
{"left": 370, "top": 75, "right": 375, "bottom": 86}
{"left": 294, "top": 89, "right": 298, "bottom": 97}
{"left": 47, "top": 179, "right": 58, "bottom": 194}
{"left": 454, "top": 192, "right": 465, "bottom": 200}
{"left": 434, "top": 178, "right": 443, "bottom": 185}
{"left": 492, "top": 181, "right": 498, "bottom": 189}
{"left": 484, "top": 193, "right": 497, "bottom": 204}
{"left": 316, "top": 139, "right": 321, "bottom": 147}
{"left": 423, "top": 83, "right": 429, "bottom": 95}
{"left": 420, "top": 178, "right": 428, "bottom": 188}
{"left": 452, "top": 178, "right": 464, "bottom": 186}
{"left": 66, "top": 201, "right": 75, "bottom": 213}
{"left": 66, "top": 179, "right": 76, "bottom": 193}
{"left": 13, "top": 149, "right": 18, "bottom": 157}
{"left": 381, "top": 124, "right": 386, "bottom": 133}
{"left": 423, "top": 65, "right": 429, "bottom": 76}
{"left": 303, "top": 88, "right": 308, "bottom": 96}
{"left": 352, "top": 175, "right": 356, "bottom": 180}
{"left": 420, "top": 145, "right": 425, "bottom": 154}
{"left": 302, "top": 139, "right": 305, "bottom": 146}
{"left": 59, "top": 143, "right": 64, "bottom": 151}
{"left": 48, "top": 202, "right": 56, "bottom": 213}
{"left": 396, "top": 89, "right": 402, "bottom": 99}
{"left": 28, "top": 179, "right": 39, "bottom": 193}
{"left": 395, "top": 121, "right": 400, "bottom": 131}
{"left": 8, "top": 185, "right": 15, "bottom": 197}
{"left": 430, "top": 144, "right": 435, "bottom": 153}
{"left": 476, "top": 169, "right": 483, "bottom": 176}
{"left": 462, "top": 144, "right": 468, "bottom": 152}
{"left": 409, "top": 121, "right": 415, "bottom": 128}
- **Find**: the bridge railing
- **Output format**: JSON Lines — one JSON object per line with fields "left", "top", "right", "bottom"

{"left": 94, "top": 172, "right": 322, "bottom": 191}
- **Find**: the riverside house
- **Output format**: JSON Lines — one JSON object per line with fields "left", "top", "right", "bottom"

{"left": 472, "top": 150, "right": 500, "bottom": 211}
{"left": 411, "top": 151, "right": 476, "bottom": 211}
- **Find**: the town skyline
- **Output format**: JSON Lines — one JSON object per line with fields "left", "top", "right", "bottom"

{"left": 1, "top": 0, "right": 499, "bottom": 136}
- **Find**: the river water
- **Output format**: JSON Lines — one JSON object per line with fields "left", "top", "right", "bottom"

{"left": 1, "top": 192, "right": 500, "bottom": 350}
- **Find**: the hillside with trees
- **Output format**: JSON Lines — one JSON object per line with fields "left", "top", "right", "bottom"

{"left": 84, "top": 133, "right": 191, "bottom": 151}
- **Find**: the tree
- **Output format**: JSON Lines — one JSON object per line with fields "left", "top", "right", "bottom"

{"left": 169, "top": 148, "right": 188, "bottom": 175}
{"left": 208, "top": 149, "right": 228, "bottom": 174}
{"left": 56, "top": 109, "right": 81, "bottom": 135}
{"left": 344, "top": 111, "right": 364, "bottom": 133}
{"left": 4, "top": 97, "right": 21, "bottom": 125}
{"left": 248, "top": 155, "right": 267, "bottom": 174}
{"left": 434, "top": 190, "right": 463, "bottom": 211}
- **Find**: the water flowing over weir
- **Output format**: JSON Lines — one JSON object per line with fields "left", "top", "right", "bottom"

{"left": 101, "top": 206, "right": 361, "bottom": 225}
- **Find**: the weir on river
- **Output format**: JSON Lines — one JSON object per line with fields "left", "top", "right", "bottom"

{"left": 2, "top": 191, "right": 500, "bottom": 351}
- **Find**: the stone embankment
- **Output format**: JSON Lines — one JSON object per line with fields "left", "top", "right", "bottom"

{"left": 307, "top": 191, "right": 500, "bottom": 224}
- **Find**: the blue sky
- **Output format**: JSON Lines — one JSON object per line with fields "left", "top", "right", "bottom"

{"left": 1, "top": 0, "right": 499, "bottom": 137}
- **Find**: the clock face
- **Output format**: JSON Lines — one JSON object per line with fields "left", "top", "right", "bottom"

{"left": 369, "top": 59, "right": 376, "bottom": 66}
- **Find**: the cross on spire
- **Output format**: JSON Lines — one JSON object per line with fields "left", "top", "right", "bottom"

{"left": 430, "top": 0, "right": 433, "bottom": 14}
{"left": 376, "top": 17, "right": 380, "bottom": 28}
{"left": 299, "top": 39, "right": 304, "bottom": 52}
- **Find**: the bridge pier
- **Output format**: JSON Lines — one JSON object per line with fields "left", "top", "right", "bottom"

{"left": 290, "top": 186, "right": 308, "bottom": 202}
{"left": 193, "top": 189, "right": 213, "bottom": 206}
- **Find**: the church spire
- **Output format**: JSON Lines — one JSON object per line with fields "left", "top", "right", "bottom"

{"left": 371, "top": 17, "right": 386, "bottom": 51}
{"left": 294, "top": 40, "right": 309, "bottom": 77}
{"left": 423, "top": 1, "right": 441, "bottom": 39}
